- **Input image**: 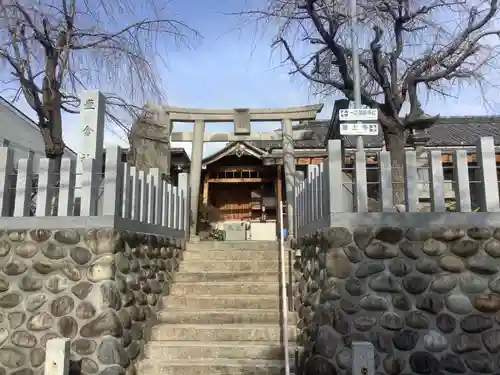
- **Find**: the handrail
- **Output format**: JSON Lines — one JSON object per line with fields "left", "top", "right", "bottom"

{"left": 279, "top": 200, "right": 290, "bottom": 375}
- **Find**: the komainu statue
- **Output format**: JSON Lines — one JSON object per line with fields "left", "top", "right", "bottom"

{"left": 128, "top": 105, "right": 172, "bottom": 180}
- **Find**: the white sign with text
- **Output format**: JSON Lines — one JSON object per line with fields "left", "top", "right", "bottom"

{"left": 339, "top": 108, "right": 378, "bottom": 122}
{"left": 340, "top": 122, "right": 379, "bottom": 136}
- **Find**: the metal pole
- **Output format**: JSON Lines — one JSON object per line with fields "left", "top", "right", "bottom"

{"left": 279, "top": 201, "right": 290, "bottom": 375}
{"left": 350, "top": 0, "right": 363, "bottom": 152}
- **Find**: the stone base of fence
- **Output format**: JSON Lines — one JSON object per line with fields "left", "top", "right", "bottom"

{"left": 295, "top": 218, "right": 500, "bottom": 375}
{"left": 297, "top": 212, "right": 500, "bottom": 237}
{"left": 0, "top": 215, "right": 185, "bottom": 242}
{"left": 0, "top": 226, "right": 183, "bottom": 375}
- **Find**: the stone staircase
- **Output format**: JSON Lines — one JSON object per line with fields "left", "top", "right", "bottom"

{"left": 136, "top": 241, "right": 297, "bottom": 375}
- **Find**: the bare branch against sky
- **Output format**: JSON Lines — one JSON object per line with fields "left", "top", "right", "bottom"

{"left": 0, "top": 0, "right": 199, "bottom": 160}
{"left": 239, "top": 0, "right": 500, "bottom": 204}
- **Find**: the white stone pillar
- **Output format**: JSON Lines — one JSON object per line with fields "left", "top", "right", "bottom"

{"left": 178, "top": 172, "right": 189, "bottom": 235}
{"left": 45, "top": 338, "right": 70, "bottom": 375}
{"left": 76, "top": 90, "right": 105, "bottom": 215}
{"left": 282, "top": 118, "right": 296, "bottom": 239}
{"left": 189, "top": 120, "right": 205, "bottom": 237}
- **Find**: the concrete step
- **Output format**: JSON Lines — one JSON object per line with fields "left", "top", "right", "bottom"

{"left": 165, "top": 294, "right": 279, "bottom": 310}
{"left": 150, "top": 324, "right": 297, "bottom": 341}
{"left": 157, "top": 309, "right": 298, "bottom": 325}
{"left": 145, "top": 341, "right": 296, "bottom": 360}
{"left": 186, "top": 241, "right": 278, "bottom": 251}
{"left": 174, "top": 272, "right": 280, "bottom": 283}
{"left": 180, "top": 260, "right": 280, "bottom": 273}
{"left": 171, "top": 282, "right": 279, "bottom": 295}
{"left": 137, "top": 358, "right": 289, "bottom": 375}
{"left": 183, "top": 249, "right": 288, "bottom": 261}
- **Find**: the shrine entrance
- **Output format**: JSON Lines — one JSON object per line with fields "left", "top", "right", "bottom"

{"left": 147, "top": 104, "right": 324, "bottom": 240}
{"left": 201, "top": 142, "right": 281, "bottom": 228}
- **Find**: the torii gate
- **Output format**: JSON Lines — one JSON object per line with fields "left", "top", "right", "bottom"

{"left": 148, "top": 104, "right": 324, "bottom": 240}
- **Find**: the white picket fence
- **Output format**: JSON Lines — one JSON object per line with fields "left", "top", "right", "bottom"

{"left": 296, "top": 137, "right": 500, "bottom": 236}
{"left": 0, "top": 145, "right": 188, "bottom": 234}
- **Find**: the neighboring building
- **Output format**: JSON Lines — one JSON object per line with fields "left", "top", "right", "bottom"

{"left": 0, "top": 97, "right": 77, "bottom": 171}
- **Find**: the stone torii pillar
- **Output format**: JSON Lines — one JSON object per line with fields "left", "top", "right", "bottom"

{"left": 282, "top": 118, "right": 295, "bottom": 238}
{"left": 151, "top": 104, "right": 323, "bottom": 240}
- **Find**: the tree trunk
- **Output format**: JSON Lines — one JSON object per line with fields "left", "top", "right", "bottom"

{"left": 382, "top": 124, "right": 406, "bottom": 207}
{"left": 40, "top": 109, "right": 65, "bottom": 215}
{"left": 42, "top": 85, "right": 65, "bottom": 215}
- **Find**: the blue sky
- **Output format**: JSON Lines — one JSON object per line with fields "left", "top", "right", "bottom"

{"left": 5, "top": 0, "right": 500, "bottom": 158}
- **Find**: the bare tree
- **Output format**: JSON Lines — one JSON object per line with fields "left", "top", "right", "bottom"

{"left": 0, "top": 0, "right": 198, "bottom": 174}
{"left": 241, "top": 0, "right": 500, "bottom": 203}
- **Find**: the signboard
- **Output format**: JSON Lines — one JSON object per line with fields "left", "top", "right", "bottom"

{"left": 340, "top": 122, "right": 379, "bottom": 136}
{"left": 224, "top": 222, "right": 247, "bottom": 241}
{"left": 78, "top": 90, "right": 105, "bottom": 163}
{"left": 339, "top": 108, "right": 378, "bottom": 122}
{"left": 76, "top": 90, "right": 105, "bottom": 197}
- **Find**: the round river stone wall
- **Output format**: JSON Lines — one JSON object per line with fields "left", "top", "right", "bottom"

{"left": 0, "top": 228, "right": 182, "bottom": 375}
{"left": 295, "top": 226, "right": 500, "bottom": 375}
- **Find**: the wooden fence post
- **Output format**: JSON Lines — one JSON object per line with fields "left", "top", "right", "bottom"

{"left": 306, "top": 166, "right": 313, "bottom": 223}
{"left": 152, "top": 169, "right": 163, "bottom": 225}
{"left": 130, "top": 167, "right": 140, "bottom": 220}
{"left": 80, "top": 159, "right": 97, "bottom": 216}
{"left": 379, "top": 150, "right": 393, "bottom": 211}
{"left": 317, "top": 163, "right": 324, "bottom": 219}
{"left": 307, "top": 165, "right": 319, "bottom": 222}
{"left": 163, "top": 181, "right": 170, "bottom": 227}
{"left": 452, "top": 149, "right": 471, "bottom": 212}
{"left": 404, "top": 150, "right": 419, "bottom": 212}
{"left": 167, "top": 185, "right": 175, "bottom": 229}
{"left": 354, "top": 150, "right": 368, "bottom": 212}
{"left": 180, "top": 188, "right": 186, "bottom": 231}
{"left": 14, "top": 155, "right": 34, "bottom": 216}
{"left": 139, "top": 170, "right": 148, "bottom": 222}
{"left": 173, "top": 186, "right": 180, "bottom": 230}
{"left": 122, "top": 163, "right": 132, "bottom": 219}
{"left": 36, "top": 159, "right": 56, "bottom": 216}
{"left": 147, "top": 171, "right": 155, "bottom": 224}
{"left": 58, "top": 158, "right": 77, "bottom": 216}
{"left": 102, "top": 146, "right": 124, "bottom": 217}
{"left": 0, "top": 147, "right": 14, "bottom": 216}
{"left": 428, "top": 150, "right": 446, "bottom": 212}
{"left": 476, "top": 137, "right": 500, "bottom": 212}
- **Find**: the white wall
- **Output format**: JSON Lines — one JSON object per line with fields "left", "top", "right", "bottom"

{"left": 0, "top": 98, "right": 76, "bottom": 172}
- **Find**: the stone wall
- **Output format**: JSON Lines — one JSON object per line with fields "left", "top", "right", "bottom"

{"left": 0, "top": 228, "right": 182, "bottom": 375}
{"left": 295, "top": 226, "right": 500, "bottom": 375}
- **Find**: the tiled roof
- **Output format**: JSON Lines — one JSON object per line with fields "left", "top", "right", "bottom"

{"left": 251, "top": 116, "right": 500, "bottom": 150}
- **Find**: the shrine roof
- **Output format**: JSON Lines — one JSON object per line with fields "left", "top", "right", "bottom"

{"left": 202, "top": 141, "right": 266, "bottom": 166}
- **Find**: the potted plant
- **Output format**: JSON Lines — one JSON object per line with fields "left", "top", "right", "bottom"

{"left": 197, "top": 203, "right": 226, "bottom": 241}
